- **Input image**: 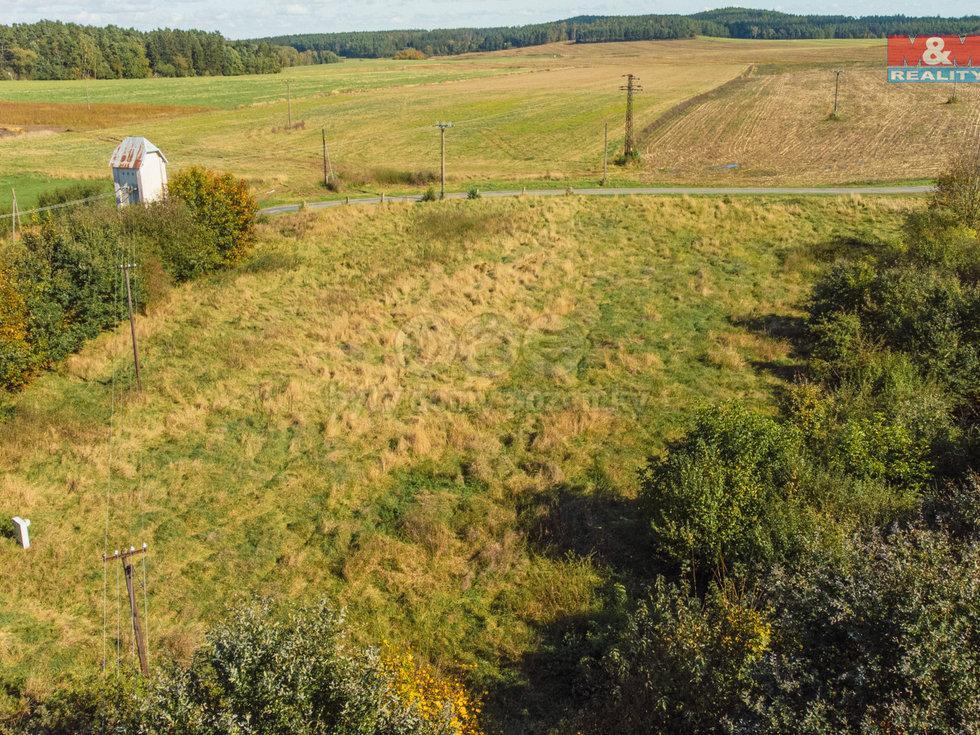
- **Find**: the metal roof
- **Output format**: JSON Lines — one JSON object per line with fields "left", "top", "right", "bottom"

{"left": 109, "top": 137, "right": 168, "bottom": 170}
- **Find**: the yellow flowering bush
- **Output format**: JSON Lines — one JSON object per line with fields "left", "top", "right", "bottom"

{"left": 382, "top": 646, "right": 483, "bottom": 735}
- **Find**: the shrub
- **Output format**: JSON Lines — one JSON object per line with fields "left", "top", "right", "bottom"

{"left": 739, "top": 525, "right": 980, "bottom": 734}
{"left": 639, "top": 401, "right": 807, "bottom": 575}
{"left": 0, "top": 261, "right": 33, "bottom": 390}
{"left": 934, "top": 145, "right": 980, "bottom": 229}
{"left": 35, "top": 181, "right": 108, "bottom": 211}
{"left": 833, "top": 414, "right": 932, "bottom": 490}
{"left": 122, "top": 197, "right": 220, "bottom": 283}
{"left": 168, "top": 167, "right": 258, "bottom": 266}
{"left": 14, "top": 209, "right": 136, "bottom": 366}
{"left": 808, "top": 260, "right": 980, "bottom": 397}
{"left": 467, "top": 187, "right": 481, "bottom": 199}
{"left": 419, "top": 186, "right": 438, "bottom": 202}
{"left": 583, "top": 578, "right": 770, "bottom": 734}
{"left": 144, "top": 599, "right": 484, "bottom": 735}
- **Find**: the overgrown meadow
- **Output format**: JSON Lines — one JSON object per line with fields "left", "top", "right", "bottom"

{"left": 2, "top": 192, "right": 939, "bottom": 732}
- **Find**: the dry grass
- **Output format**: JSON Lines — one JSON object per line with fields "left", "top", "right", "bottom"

{"left": 642, "top": 62, "right": 980, "bottom": 184}
{"left": 0, "top": 192, "right": 920, "bottom": 729}
{"left": 0, "top": 100, "right": 215, "bottom": 130}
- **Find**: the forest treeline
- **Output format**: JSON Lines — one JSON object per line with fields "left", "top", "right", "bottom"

{"left": 262, "top": 9, "right": 980, "bottom": 59}
{"left": 0, "top": 21, "right": 338, "bottom": 81}
{"left": 5, "top": 10, "right": 980, "bottom": 80}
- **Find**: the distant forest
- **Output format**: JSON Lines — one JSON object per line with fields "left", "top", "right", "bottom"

{"left": 262, "top": 9, "right": 980, "bottom": 58}
{"left": 0, "top": 21, "right": 337, "bottom": 81}
{"left": 4, "top": 9, "right": 980, "bottom": 81}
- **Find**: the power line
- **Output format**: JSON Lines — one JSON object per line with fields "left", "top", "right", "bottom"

{"left": 0, "top": 191, "right": 114, "bottom": 220}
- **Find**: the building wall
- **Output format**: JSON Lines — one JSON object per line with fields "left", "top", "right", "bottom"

{"left": 112, "top": 152, "right": 167, "bottom": 206}
{"left": 137, "top": 154, "right": 167, "bottom": 203}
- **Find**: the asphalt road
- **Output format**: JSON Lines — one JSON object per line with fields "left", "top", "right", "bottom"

{"left": 258, "top": 185, "right": 934, "bottom": 215}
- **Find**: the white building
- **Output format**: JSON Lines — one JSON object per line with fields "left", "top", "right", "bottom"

{"left": 109, "top": 137, "right": 168, "bottom": 207}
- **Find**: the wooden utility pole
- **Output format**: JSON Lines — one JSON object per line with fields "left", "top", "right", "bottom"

{"left": 434, "top": 121, "right": 453, "bottom": 199}
{"left": 10, "top": 189, "right": 17, "bottom": 243}
{"left": 833, "top": 69, "right": 844, "bottom": 117}
{"left": 104, "top": 545, "right": 148, "bottom": 677}
{"left": 322, "top": 128, "right": 334, "bottom": 186}
{"left": 620, "top": 74, "right": 642, "bottom": 157}
{"left": 603, "top": 123, "right": 608, "bottom": 185}
{"left": 118, "top": 263, "right": 142, "bottom": 392}
{"left": 283, "top": 80, "right": 292, "bottom": 127}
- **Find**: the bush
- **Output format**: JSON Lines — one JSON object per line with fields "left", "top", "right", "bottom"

{"left": 122, "top": 198, "right": 220, "bottom": 283}
{"left": 833, "top": 414, "right": 932, "bottom": 490}
{"left": 144, "top": 599, "right": 483, "bottom": 735}
{"left": 13, "top": 209, "right": 137, "bottom": 366}
{"left": 639, "top": 401, "right": 807, "bottom": 575}
{"left": 584, "top": 578, "right": 770, "bottom": 734}
{"left": 739, "top": 525, "right": 980, "bottom": 734}
{"left": 0, "top": 262, "right": 33, "bottom": 390}
{"left": 35, "top": 181, "right": 109, "bottom": 211}
{"left": 934, "top": 146, "right": 980, "bottom": 230}
{"left": 467, "top": 187, "right": 481, "bottom": 199}
{"left": 808, "top": 260, "right": 980, "bottom": 397}
{"left": 168, "top": 167, "right": 258, "bottom": 266}
{"left": 419, "top": 186, "right": 438, "bottom": 202}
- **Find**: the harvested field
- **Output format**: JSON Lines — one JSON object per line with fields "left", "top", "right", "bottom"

{"left": 641, "top": 63, "right": 980, "bottom": 184}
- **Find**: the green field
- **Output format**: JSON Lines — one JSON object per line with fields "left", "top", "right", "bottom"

{"left": 0, "top": 193, "right": 917, "bottom": 731}
{"left": 0, "top": 59, "right": 518, "bottom": 110}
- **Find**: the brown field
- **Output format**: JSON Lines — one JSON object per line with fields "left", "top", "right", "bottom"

{"left": 641, "top": 62, "right": 980, "bottom": 184}
{"left": 0, "top": 100, "right": 217, "bottom": 131}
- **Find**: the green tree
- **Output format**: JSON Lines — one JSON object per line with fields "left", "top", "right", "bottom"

{"left": 168, "top": 167, "right": 258, "bottom": 266}
{"left": 639, "top": 401, "right": 807, "bottom": 575}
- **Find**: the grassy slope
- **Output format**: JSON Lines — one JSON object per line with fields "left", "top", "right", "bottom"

{"left": 0, "top": 194, "right": 916, "bottom": 730}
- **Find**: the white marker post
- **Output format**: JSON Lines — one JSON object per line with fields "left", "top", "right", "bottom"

{"left": 12, "top": 517, "right": 30, "bottom": 549}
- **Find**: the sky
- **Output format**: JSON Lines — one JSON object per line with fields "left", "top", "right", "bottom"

{"left": 1, "top": 0, "right": 977, "bottom": 40}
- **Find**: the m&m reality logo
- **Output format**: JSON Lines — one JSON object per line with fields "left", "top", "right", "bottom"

{"left": 887, "top": 35, "right": 980, "bottom": 82}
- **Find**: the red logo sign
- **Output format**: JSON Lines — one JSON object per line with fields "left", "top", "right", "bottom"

{"left": 887, "top": 35, "right": 980, "bottom": 66}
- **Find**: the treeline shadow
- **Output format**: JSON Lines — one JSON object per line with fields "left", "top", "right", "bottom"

{"left": 482, "top": 481, "right": 658, "bottom": 734}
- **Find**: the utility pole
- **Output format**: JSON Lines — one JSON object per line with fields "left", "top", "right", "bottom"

{"left": 118, "top": 263, "right": 143, "bottom": 392}
{"left": 283, "top": 80, "right": 292, "bottom": 128}
{"left": 952, "top": 76, "right": 958, "bottom": 102}
{"left": 10, "top": 189, "right": 18, "bottom": 243}
{"left": 832, "top": 69, "right": 844, "bottom": 117}
{"left": 620, "top": 74, "right": 642, "bottom": 158}
{"left": 434, "top": 121, "right": 453, "bottom": 199}
{"left": 103, "top": 545, "right": 149, "bottom": 677}
{"left": 322, "top": 128, "right": 329, "bottom": 187}
{"left": 603, "top": 123, "right": 608, "bottom": 185}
